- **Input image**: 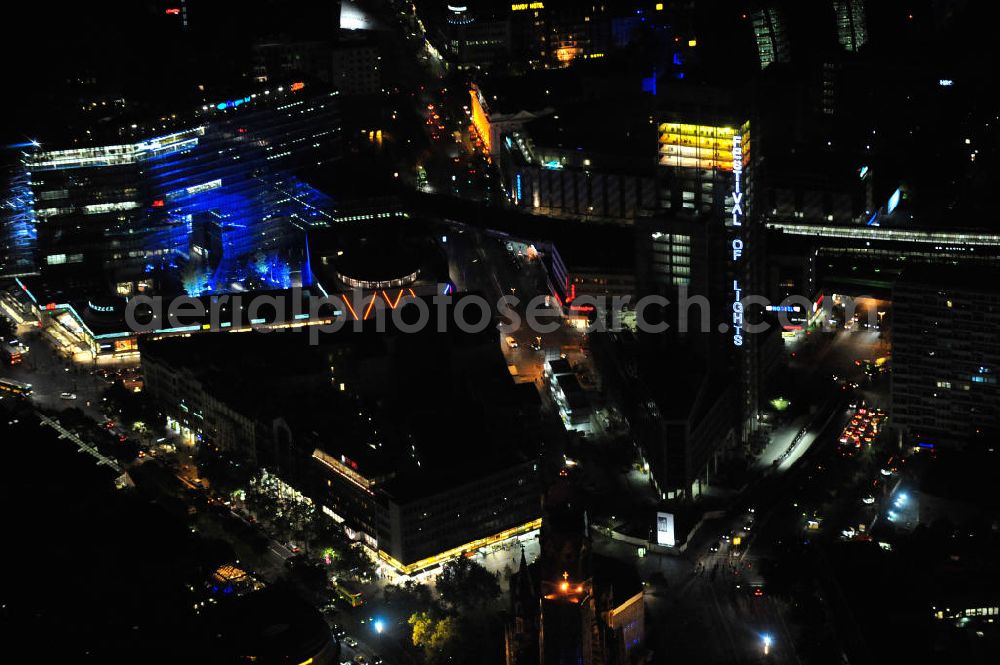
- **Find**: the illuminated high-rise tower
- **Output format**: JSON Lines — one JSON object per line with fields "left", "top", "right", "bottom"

{"left": 834, "top": 0, "right": 868, "bottom": 52}
{"left": 750, "top": 6, "right": 790, "bottom": 69}
{"left": 647, "top": 110, "right": 767, "bottom": 453}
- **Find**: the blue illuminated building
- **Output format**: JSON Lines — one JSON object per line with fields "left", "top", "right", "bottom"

{"left": 6, "top": 85, "right": 341, "bottom": 295}
{"left": 0, "top": 168, "right": 38, "bottom": 276}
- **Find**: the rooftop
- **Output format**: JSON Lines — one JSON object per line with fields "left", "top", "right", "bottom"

{"left": 545, "top": 224, "right": 637, "bottom": 273}
{"left": 141, "top": 297, "right": 552, "bottom": 502}
{"left": 521, "top": 100, "right": 656, "bottom": 163}
{"left": 309, "top": 218, "right": 447, "bottom": 287}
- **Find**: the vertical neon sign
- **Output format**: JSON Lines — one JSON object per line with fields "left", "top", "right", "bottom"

{"left": 731, "top": 133, "right": 744, "bottom": 347}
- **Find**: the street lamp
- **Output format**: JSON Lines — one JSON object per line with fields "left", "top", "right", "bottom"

{"left": 373, "top": 618, "right": 385, "bottom": 635}
{"left": 761, "top": 634, "right": 773, "bottom": 656}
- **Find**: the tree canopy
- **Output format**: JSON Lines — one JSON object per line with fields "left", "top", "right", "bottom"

{"left": 436, "top": 557, "right": 500, "bottom": 611}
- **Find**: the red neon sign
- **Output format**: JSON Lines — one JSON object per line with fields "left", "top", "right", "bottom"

{"left": 152, "top": 199, "right": 165, "bottom": 207}
{"left": 165, "top": 8, "right": 181, "bottom": 15}
{"left": 290, "top": 81, "right": 305, "bottom": 92}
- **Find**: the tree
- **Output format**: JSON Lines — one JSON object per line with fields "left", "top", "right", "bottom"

{"left": 280, "top": 498, "right": 314, "bottom": 549}
{"left": 408, "top": 611, "right": 459, "bottom": 664}
{"left": 181, "top": 262, "right": 209, "bottom": 296}
{"left": 409, "top": 611, "right": 434, "bottom": 647}
{"left": 305, "top": 508, "right": 342, "bottom": 554}
{"left": 102, "top": 381, "right": 164, "bottom": 432}
{"left": 428, "top": 617, "right": 458, "bottom": 654}
{"left": 253, "top": 251, "right": 270, "bottom": 279}
{"left": 383, "top": 579, "right": 435, "bottom": 617}
{"left": 195, "top": 446, "right": 253, "bottom": 497}
{"left": 436, "top": 557, "right": 500, "bottom": 611}
{"left": 246, "top": 482, "right": 281, "bottom": 525}
{"left": 330, "top": 542, "right": 376, "bottom": 581}
{"left": 451, "top": 611, "right": 504, "bottom": 665}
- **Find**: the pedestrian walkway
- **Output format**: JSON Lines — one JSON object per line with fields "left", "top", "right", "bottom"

{"left": 37, "top": 411, "right": 124, "bottom": 474}
{"left": 754, "top": 415, "right": 811, "bottom": 470}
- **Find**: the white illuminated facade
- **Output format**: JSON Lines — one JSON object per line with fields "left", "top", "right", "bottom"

{"left": 764, "top": 222, "right": 1000, "bottom": 247}
{"left": 336, "top": 269, "right": 420, "bottom": 290}
{"left": 24, "top": 127, "right": 205, "bottom": 171}
{"left": 340, "top": 0, "right": 374, "bottom": 31}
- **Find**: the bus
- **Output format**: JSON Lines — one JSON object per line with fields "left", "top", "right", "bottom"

{"left": 331, "top": 577, "right": 364, "bottom": 608}
{"left": 2, "top": 343, "right": 23, "bottom": 366}
{"left": 0, "top": 378, "right": 33, "bottom": 398}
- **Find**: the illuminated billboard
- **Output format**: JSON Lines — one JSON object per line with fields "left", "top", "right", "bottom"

{"left": 656, "top": 511, "right": 675, "bottom": 547}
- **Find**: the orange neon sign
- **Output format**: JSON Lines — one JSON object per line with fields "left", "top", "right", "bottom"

{"left": 341, "top": 290, "right": 414, "bottom": 320}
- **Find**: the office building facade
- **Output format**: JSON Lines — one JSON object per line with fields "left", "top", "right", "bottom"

{"left": 892, "top": 268, "right": 1000, "bottom": 446}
